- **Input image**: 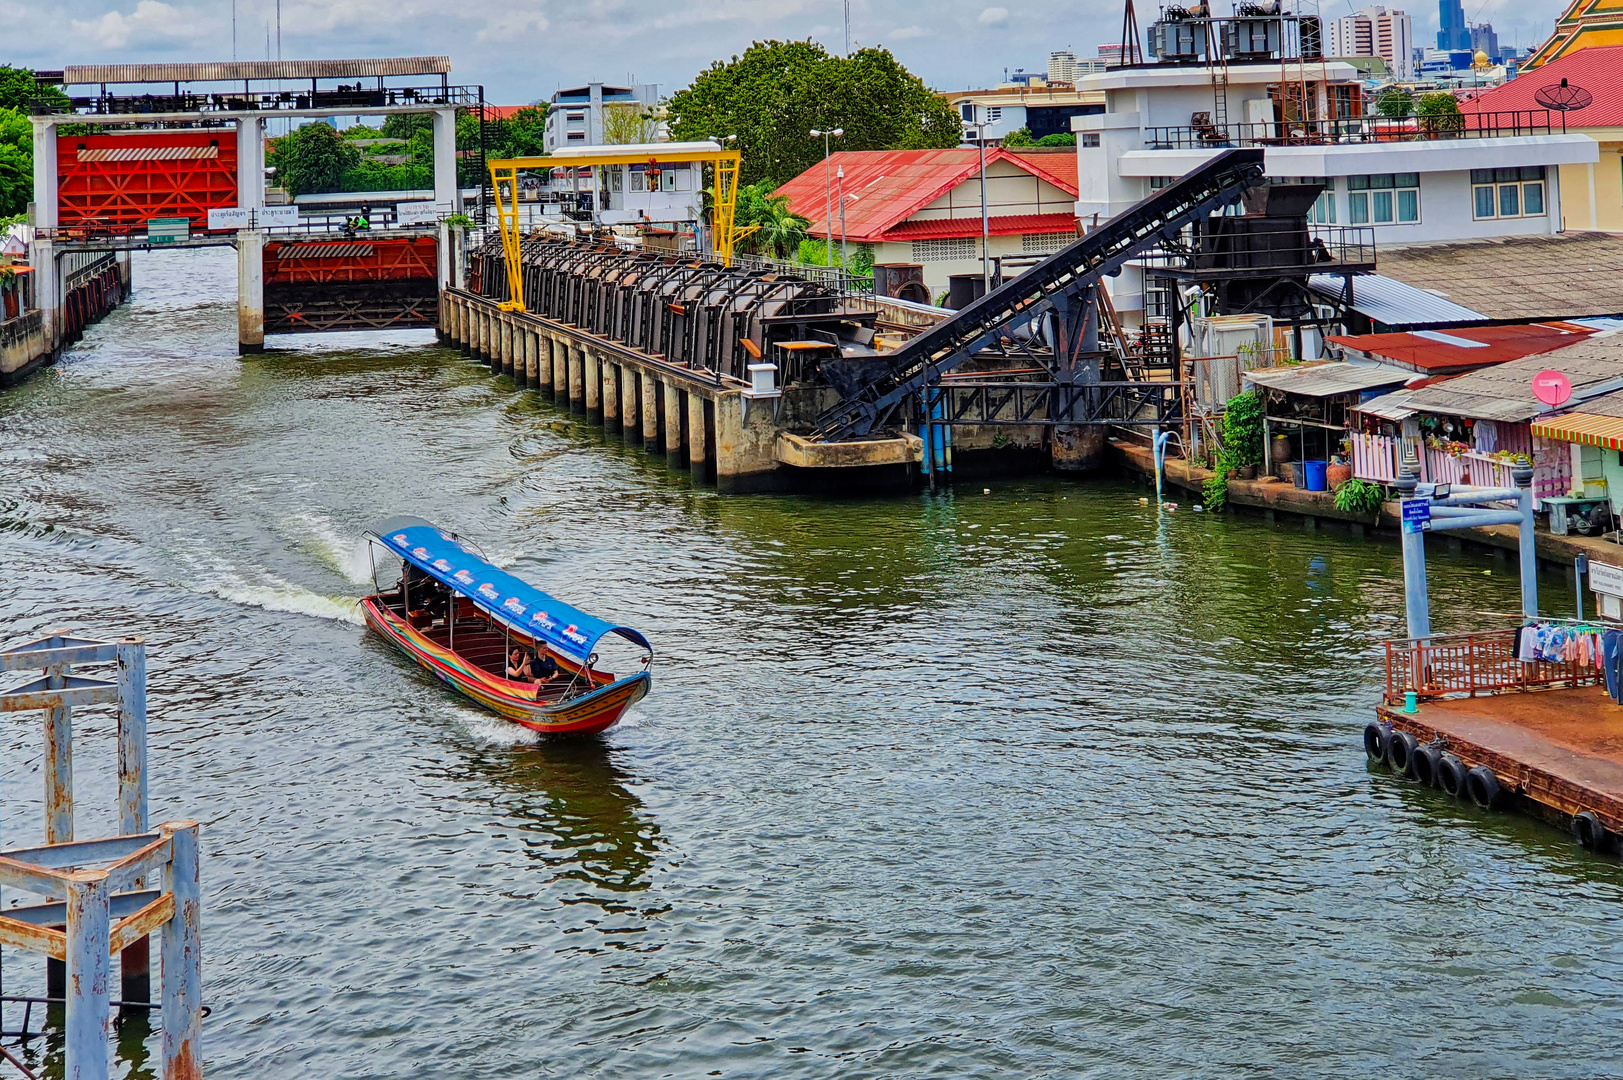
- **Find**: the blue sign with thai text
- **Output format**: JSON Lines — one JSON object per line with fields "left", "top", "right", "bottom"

{"left": 1401, "top": 498, "right": 1431, "bottom": 533}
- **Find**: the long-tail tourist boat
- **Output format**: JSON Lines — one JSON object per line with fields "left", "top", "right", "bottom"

{"left": 361, "top": 516, "right": 652, "bottom": 736}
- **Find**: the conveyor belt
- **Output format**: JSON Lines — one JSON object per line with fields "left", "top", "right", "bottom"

{"left": 810, "top": 148, "right": 1266, "bottom": 442}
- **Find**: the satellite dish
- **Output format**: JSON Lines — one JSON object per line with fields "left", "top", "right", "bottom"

{"left": 1535, "top": 77, "right": 1593, "bottom": 112}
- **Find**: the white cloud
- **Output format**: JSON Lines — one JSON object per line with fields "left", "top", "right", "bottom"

{"left": 477, "top": 10, "right": 549, "bottom": 42}
{"left": 977, "top": 6, "right": 1008, "bottom": 26}
{"left": 890, "top": 25, "right": 926, "bottom": 39}
{"left": 70, "top": 1, "right": 213, "bottom": 49}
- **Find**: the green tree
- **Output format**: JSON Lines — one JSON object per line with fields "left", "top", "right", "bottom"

{"left": 1376, "top": 88, "right": 1413, "bottom": 118}
{"left": 1416, "top": 91, "right": 1463, "bottom": 134}
{"left": 0, "top": 108, "right": 30, "bottom": 216}
{"left": 667, "top": 40, "right": 960, "bottom": 187}
{"left": 602, "top": 102, "right": 659, "bottom": 145}
{"left": 381, "top": 113, "right": 433, "bottom": 141}
{"left": 269, "top": 122, "right": 360, "bottom": 196}
{"left": 1001, "top": 127, "right": 1035, "bottom": 147}
{"left": 1036, "top": 132, "right": 1076, "bottom": 147}
{"left": 0, "top": 66, "right": 69, "bottom": 112}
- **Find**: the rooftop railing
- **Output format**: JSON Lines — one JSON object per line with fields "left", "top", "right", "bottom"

{"left": 1383, "top": 631, "right": 1602, "bottom": 705}
{"left": 1145, "top": 109, "right": 1561, "bottom": 150}
{"left": 33, "top": 84, "right": 484, "bottom": 117}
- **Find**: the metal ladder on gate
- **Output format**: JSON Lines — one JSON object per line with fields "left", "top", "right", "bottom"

{"left": 808, "top": 148, "right": 1268, "bottom": 443}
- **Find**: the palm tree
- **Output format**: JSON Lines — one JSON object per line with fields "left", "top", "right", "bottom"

{"left": 753, "top": 195, "right": 810, "bottom": 259}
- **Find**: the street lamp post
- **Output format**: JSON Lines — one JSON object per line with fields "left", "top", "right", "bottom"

{"left": 963, "top": 119, "right": 992, "bottom": 296}
{"left": 810, "top": 127, "right": 844, "bottom": 267}
{"left": 837, "top": 163, "right": 849, "bottom": 278}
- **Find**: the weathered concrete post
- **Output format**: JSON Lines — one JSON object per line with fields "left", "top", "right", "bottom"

{"left": 525, "top": 331, "right": 539, "bottom": 388}
{"left": 553, "top": 339, "right": 568, "bottom": 400}
{"left": 642, "top": 371, "right": 661, "bottom": 452}
{"left": 688, "top": 391, "right": 708, "bottom": 483}
{"left": 623, "top": 367, "right": 641, "bottom": 445}
{"left": 162, "top": 820, "right": 203, "bottom": 1080}
{"left": 603, "top": 362, "right": 620, "bottom": 433}
{"left": 66, "top": 869, "right": 113, "bottom": 1080}
{"left": 665, "top": 382, "right": 687, "bottom": 468}
{"left": 585, "top": 351, "right": 601, "bottom": 420}
{"left": 456, "top": 298, "right": 470, "bottom": 356}
{"left": 568, "top": 348, "right": 585, "bottom": 412}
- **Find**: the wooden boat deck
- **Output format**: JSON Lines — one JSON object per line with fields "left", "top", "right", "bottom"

{"left": 1379, "top": 685, "right": 1623, "bottom": 831}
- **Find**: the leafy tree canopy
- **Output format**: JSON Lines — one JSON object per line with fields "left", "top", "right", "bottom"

{"left": 0, "top": 66, "right": 69, "bottom": 112}
{"left": 0, "top": 108, "right": 33, "bottom": 217}
{"left": 667, "top": 40, "right": 960, "bottom": 187}
{"left": 1001, "top": 127, "right": 1034, "bottom": 147}
{"left": 268, "top": 122, "right": 360, "bottom": 196}
{"left": 1036, "top": 132, "right": 1075, "bottom": 147}
{"left": 1375, "top": 88, "right": 1413, "bottom": 118}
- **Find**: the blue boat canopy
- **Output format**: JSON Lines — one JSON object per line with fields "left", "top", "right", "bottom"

{"left": 367, "top": 516, "right": 651, "bottom": 663}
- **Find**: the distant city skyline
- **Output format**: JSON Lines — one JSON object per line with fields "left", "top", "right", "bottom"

{"left": 2, "top": 0, "right": 1578, "bottom": 102}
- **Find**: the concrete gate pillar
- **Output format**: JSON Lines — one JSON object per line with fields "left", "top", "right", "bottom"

{"left": 622, "top": 367, "right": 641, "bottom": 445}
{"left": 237, "top": 231, "right": 265, "bottom": 354}
{"left": 585, "top": 351, "right": 601, "bottom": 419}
{"left": 524, "top": 331, "right": 538, "bottom": 388}
{"left": 553, "top": 339, "right": 568, "bottom": 399}
{"left": 568, "top": 348, "right": 584, "bottom": 412}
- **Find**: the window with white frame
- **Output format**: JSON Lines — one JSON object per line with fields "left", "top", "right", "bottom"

{"left": 1293, "top": 176, "right": 1336, "bottom": 224}
{"left": 630, "top": 168, "right": 647, "bottom": 192}
{"left": 1081, "top": 133, "right": 1100, "bottom": 147}
{"left": 1022, "top": 232, "right": 1073, "bottom": 254}
{"left": 1472, "top": 167, "right": 1546, "bottom": 219}
{"left": 1149, "top": 176, "right": 1173, "bottom": 190}
{"left": 911, "top": 237, "right": 978, "bottom": 262}
{"left": 1347, "top": 173, "right": 1419, "bottom": 225}
{"left": 988, "top": 107, "right": 1003, "bottom": 122}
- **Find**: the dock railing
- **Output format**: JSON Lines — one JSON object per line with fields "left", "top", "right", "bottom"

{"left": 1384, "top": 631, "right": 1603, "bottom": 705}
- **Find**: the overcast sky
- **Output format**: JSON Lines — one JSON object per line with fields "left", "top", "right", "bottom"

{"left": 5, "top": 0, "right": 1573, "bottom": 104}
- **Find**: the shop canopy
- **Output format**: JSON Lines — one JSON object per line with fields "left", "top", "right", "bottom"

{"left": 367, "top": 515, "right": 650, "bottom": 663}
{"left": 1243, "top": 361, "right": 1411, "bottom": 398}
{"left": 1530, "top": 412, "right": 1623, "bottom": 452}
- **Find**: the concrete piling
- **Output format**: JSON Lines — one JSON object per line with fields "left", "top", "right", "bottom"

{"left": 642, "top": 371, "right": 660, "bottom": 453}
{"left": 568, "top": 349, "right": 584, "bottom": 413}
{"left": 624, "top": 367, "right": 642, "bottom": 446}
{"left": 603, "top": 362, "right": 620, "bottom": 433}
{"left": 585, "top": 352, "right": 601, "bottom": 420}
{"left": 688, "top": 392, "right": 708, "bottom": 482}
{"left": 666, "top": 383, "right": 687, "bottom": 469}
{"left": 552, "top": 339, "right": 567, "bottom": 400}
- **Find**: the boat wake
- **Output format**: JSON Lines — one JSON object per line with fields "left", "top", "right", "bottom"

{"left": 209, "top": 579, "right": 365, "bottom": 626}
{"left": 293, "top": 511, "right": 377, "bottom": 585}
{"left": 457, "top": 708, "right": 543, "bottom": 748}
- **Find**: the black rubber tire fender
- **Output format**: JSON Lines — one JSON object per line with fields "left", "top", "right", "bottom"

{"left": 1412, "top": 743, "right": 1443, "bottom": 788}
{"left": 1363, "top": 721, "right": 1391, "bottom": 764}
{"left": 1466, "top": 765, "right": 1505, "bottom": 810}
{"left": 1387, "top": 730, "right": 1420, "bottom": 778}
{"left": 1436, "top": 753, "right": 1468, "bottom": 798}
{"left": 1573, "top": 811, "right": 1609, "bottom": 852}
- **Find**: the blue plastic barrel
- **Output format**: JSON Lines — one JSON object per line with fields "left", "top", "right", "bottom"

{"left": 1303, "top": 460, "right": 1329, "bottom": 491}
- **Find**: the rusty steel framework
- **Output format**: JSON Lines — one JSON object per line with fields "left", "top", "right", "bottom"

{"left": 0, "top": 632, "right": 204, "bottom": 1080}
{"left": 264, "top": 235, "right": 439, "bottom": 334}
{"left": 477, "top": 237, "right": 868, "bottom": 384}
{"left": 55, "top": 130, "right": 239, "bottom": 235}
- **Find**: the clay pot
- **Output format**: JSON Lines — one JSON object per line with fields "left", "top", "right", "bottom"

{"left": 1237, "top": 464, "right": 1257, "bottom": 481}
{"left": 1326, "top": 463, "right": 1353, "bottom": 489}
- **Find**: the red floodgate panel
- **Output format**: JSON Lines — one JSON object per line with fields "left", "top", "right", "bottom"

{"left": 57, "top": 130, "right": 238, "bottom": 235}
{"left": 263, "top": 236, "right": 438, "bottom": 284}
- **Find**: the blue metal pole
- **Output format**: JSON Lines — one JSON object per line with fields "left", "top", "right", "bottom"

{"left": 66, "top": 870, "right": 111, "bottom": 1080}
{"left": 1515, "top": 464, "right": 1538, "bottom": 619}
{"left": 162, "top": 820, "right": 203, "bottom": 1080}
{"left": 1395, "top": 459, "right": 1431, "bottom": 640}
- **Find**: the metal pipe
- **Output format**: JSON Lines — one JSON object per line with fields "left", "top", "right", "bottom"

{"left": 1517, "top": 466, "right": 1539, "bottom": 619}
{"left": 45, "top": 656, "right": 72, "bottom": 845}
{"left": 116, "top": 640, "right": 149, "bottom": 837}
{"left": 1395, "top": 459, "right": 1431, "bottom": 641}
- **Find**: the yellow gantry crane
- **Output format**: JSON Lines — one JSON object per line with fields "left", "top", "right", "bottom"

{"left": 486, "top": 142, "right": 744, "bottom": 314}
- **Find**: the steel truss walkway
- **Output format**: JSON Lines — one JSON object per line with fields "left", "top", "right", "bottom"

{"left": 809, "top": 148, "right": 1267, "bottom": 442}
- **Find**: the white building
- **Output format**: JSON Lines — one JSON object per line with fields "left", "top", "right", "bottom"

{"left": 1048, "top": 50, "right": 1079, "bottom": 85}
{"left": 944, "top": 85, "right": 1105, "bottom": 145}
{"left": 1328, "top": 7, "right": 1415, "bottom": 79}
{"left": 543, "top": 83, "right": 662, "bottom": 152}
{"left": 1073, "top": 53, "right": 1596, "bottom": 320}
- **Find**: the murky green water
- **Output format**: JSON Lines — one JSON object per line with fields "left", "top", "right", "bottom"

{"left": 2, "top": 248, "right": 1619, "bottom": 1079}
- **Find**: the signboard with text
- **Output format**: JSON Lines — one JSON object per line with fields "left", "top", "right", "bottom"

{"left": 1401, "top": 498, "right": 1431, "bottom": 534}
{"left": 396, "top": 202, "right": 449, "bottom": 226}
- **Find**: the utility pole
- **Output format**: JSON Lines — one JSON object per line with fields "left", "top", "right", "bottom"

{"left": 810, "top": 127, "right": 843, "bottom": 267}
{"left": 837, "top": 163, "right": 848, "bottom": 274}
{"left": 845, "top": 0, "right": 851, "bottom": 54}
{"left": 962, "top": 118, "right": 992, "bottom": 295}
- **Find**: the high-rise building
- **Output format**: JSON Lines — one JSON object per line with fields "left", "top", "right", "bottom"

{"left": 1471, "top": 22, "right": 1500, "bottom": 61}
{"left": 1438, "top": 0, "right": 1470, "bottom": 50}
{"left": 1047, "top": 50, "right": 1079, "bottom": 85}
{"left": 1329, "top": 6, "right": 1415, "bottom": 79}
{"left": 1097, "top": 43, "right": 1126, "bottom": 68}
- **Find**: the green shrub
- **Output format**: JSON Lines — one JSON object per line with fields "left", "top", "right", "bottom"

{"left": 1375, "top": 89, "right": 1413, "bottom": 118}
{"left": 1035, "top": 132, "right": 1076, "bottom": 147}
{"left": 1219, "top": 390, "right": 1264, "bottom": 469}
{"left": 1416, "top": 92, "right": 1464, "bottom": 134}
{"left": 1203, "top": 470, "right": 1228, "bottom": 510}
{"left": 1333, "top": 478, "right": 1385, "bottom": 514}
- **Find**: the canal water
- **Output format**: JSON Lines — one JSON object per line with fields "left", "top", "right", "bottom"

{"left": 2, "top": 248, "right": 1619, "bottom": 1078}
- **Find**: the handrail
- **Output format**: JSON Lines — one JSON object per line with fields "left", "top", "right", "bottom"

{"left": 1145, "top": 108, "right": 1561, "bottom": 150}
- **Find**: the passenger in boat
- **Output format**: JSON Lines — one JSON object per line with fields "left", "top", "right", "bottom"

{"left": 507, "top": 646, "right": 536, "bottom": 682}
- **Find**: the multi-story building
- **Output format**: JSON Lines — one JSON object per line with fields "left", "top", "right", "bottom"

{"left": 1438, "top": 0, "right": 1471, "bottom": 50}
{"left": 543, "top": 83, "right": 661, "bottom": 152}
{"left": 1328, "top": 7, "right": 1415, "bottom": 79}
{"left": 1471, "top": 22, "right": 1500, "bottom": 61}
{"left": 944, "top": 85, "right": 1105, "bottom": 145}
{"left": 1073, "top": 7, "right": 1597, "bottom": 322}
{"left": 1047, "top": 50, "right": 1079, "bottom": 86}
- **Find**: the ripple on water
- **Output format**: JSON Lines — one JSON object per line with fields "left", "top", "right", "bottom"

{"left": 0, "top": 247, "right": 1620, "bottom": 1079}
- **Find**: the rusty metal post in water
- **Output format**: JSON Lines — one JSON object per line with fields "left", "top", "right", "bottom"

{"left": 162, "top": 821, "right": 203, "bottom": 1080}
{"left": 66, "top": 870, "right": 113, "bottom": 1080}
{"left": 117, "top": 639, "right": 152, "bottom": 1006}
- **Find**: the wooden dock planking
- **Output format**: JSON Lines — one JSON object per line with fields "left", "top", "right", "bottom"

{"left": 1378, "top": 686, "right": 1623, "bottom": 833}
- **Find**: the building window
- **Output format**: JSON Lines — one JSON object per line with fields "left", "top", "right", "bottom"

{"left": 911, "top": 237, "right": 978, "bottom": 262}
{"left": 1080, "top": 133, "right": 1100, "bottom": 147}
{"left": 1471, "top": 167, "right": 1546, "bottom": 220}
{"left": 566, "top": 131, "right": 585, "bottom": 142}
{"left": 1347, "top": 173, "right": 1419, "bottom": 225}
{"left": 988, "top": 107, "right": 1003, "bottom": 122}
{"left": 1022, "top": 231, "right": 1073, "bottom": 254}
{"left": 960, "top": 103, "right": 975, "bottom": 121}
{"left": 1149, "top": 176, "right": 1173, "bottom": 190}
{"left": 630, "top": 169, "right": 646, "bottom": 192}
{"left": 566, "top": 111, "right": 585, "bottom": 124}
{"left": 609, "top": 169, "right": 624, "bottom": 193}
{"left": 1296, "top": 176, "right": 1337, "bottom": 224}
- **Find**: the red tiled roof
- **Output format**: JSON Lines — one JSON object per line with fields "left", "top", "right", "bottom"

{"left": 1328, "top": 322, "right": 1599, "bottom": 371}
{"left": 1460, "top": 45, "right": 1623, "bottom": 128}
{"left": 774, "top": 149, "right": 1078, "bottom": 243}
{"left": 881, "top": 213, "right": 1079, "bottom": 241}
{"left": 484, "top": 105, "right": 544, "bottom": 120}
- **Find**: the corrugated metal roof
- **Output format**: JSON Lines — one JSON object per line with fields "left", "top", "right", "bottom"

{"left": 1531, "top": 411, "right": 1623, "bottom": 450}
{"left": 1308, "top": 273, "right": 1486, "bottom": 327}
{"left": 1385, "top": 335, "right": 1623, "bottom": 421}
{"left": 1243, "top": 361, "right": 1412, "bottom": 397}
{"left": 63, "top": 58, "right": 451, "bottom": 85}
{"left": 1328, "top": 321, "right": 1598, "bottom": 371}
{"left": 1372, "top": 234, "right": 1623, "bottom": 321}
{"left": 774, "top": 149, "right": 1078, "bottom": 243}
{"left": 1354, "top": 388, "right": 1423, "bottom": 421}
{"left": 882, "top": 213, "right": 1078, "bottom": 241}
